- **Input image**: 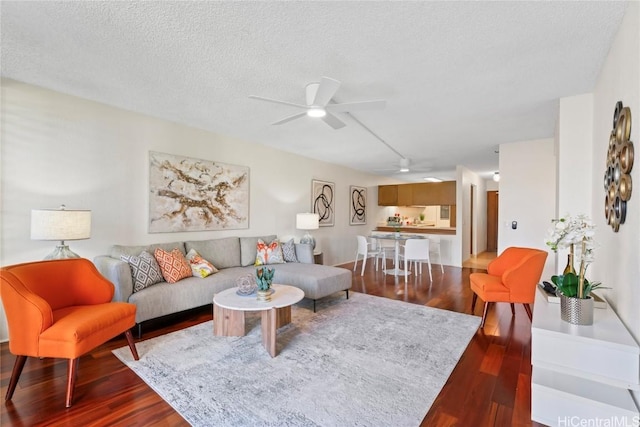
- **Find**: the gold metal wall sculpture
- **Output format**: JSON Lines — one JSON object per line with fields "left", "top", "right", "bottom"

{"left": 604, "top": 101, "right": 634, "bottom": 232}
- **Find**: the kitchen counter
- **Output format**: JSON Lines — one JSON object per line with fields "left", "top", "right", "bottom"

{"left": 375, "top": 226, "right": 456, "bottom": 235}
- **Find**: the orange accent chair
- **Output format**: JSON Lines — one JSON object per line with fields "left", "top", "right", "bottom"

{"left": 1, "top": 258, "right": 139, "bottom": 407}
{"left": 470, "top": 247, "right": 548, "bottom": 328}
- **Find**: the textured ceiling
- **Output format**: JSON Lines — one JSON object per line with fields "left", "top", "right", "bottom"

{"left": 1, "top": 1, "right": 628, "bottom": 181}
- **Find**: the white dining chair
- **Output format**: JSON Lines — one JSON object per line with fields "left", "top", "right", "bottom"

{"left": 354, "top": 235, "right": 383, "bottom": 276}
{"left": 374, "top": 238, "right": 396, "bottom": 271}
{"left": 401, "top": 238, "right": 432, "bottom": 282}
{"left": 369, "top": 237, "right": 390, "bottom": 271}
{"left": 429, "top": 236, "right": 444, "bottom": 273}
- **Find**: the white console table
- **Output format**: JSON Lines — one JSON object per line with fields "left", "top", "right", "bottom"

{"left": 531, "top": 288, "right": 639, "bottom": 426}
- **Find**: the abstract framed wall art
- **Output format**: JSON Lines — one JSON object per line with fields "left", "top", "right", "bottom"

{"left": 149, "top": 151, "right": 249, "bottom": 232}
{"left": 350, "top": 186, "right": 366, "bottom": 225}
{"left": 312, "top": 179, "right": 335, "bottom": 227}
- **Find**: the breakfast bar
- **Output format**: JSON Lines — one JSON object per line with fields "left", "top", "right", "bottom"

{"left": 374, "top": 225, "right": 456, "bottom": 235}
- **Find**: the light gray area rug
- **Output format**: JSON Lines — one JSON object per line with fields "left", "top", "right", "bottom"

{"left": 113, "top": 292, "right": 480, "bottom": 426}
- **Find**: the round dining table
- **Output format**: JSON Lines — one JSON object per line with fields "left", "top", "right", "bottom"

{"left": 369, "top": 233, "right": 427, "bottom": 276}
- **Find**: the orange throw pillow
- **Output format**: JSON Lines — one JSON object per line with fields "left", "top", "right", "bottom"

{"left": 154, "top": 248, "right": 192, "bottom": 284}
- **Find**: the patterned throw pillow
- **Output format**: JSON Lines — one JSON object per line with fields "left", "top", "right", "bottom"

{"left": 154, "top": 248, "right": 192, "bottom": 284}
{"left": 185, "top": 248, "right": 218, "bottom": 278}
{"left": 282, "top": 238, "right": 298, "bottom": 263}
{"left": 121, "top": 251, "right": 164, "bottom": 292}
{"left": 255, "top": 239, "right": 285, "bottom": 266}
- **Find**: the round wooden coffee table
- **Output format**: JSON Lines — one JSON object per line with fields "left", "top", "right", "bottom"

{"left": 213, "top": 284, "right": 304, "bottom": 357}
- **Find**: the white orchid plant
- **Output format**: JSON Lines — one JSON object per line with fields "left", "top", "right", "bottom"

{"left": 545, "top": 214, "right": 604, "bottom": 299}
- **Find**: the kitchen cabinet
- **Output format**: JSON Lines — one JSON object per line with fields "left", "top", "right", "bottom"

{"left": 397, "top": 184, "right": 413, "bottom": 206}
{"left": 412, "top": 182, "right": 456, "bottom": 206}
{"left": 378, "top": 185, "right": 398, "bottom": 206}
{"left": 377, "top": 181, "right": 456, "bottom": 206}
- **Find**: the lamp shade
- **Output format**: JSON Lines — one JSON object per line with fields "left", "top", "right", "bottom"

{"left": 296, "top": 213, "right": 319, "bottom": 230}
{"left": 31, "top": 208, "right": 92, "bottom": 241}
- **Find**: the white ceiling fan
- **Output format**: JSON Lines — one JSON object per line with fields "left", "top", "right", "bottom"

{"left": 374, "top": 158, "right": 413, "bottom": 173}
{"left": 249, "top": 77, "right": 386, "bottom": 129}
{"left": 374, "top": 158, "right": 437, "bottom": 177}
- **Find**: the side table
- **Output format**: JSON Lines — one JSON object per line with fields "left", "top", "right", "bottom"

{"left": 531, "top": 287, "right": 639, "bottom": 425}
{"left": 313, "top": 250, "right": 323, "bottom": 265}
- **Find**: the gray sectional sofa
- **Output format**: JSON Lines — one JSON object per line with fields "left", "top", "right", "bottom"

{"left": 94, "top": 235, "right": 352, "bottom": 335}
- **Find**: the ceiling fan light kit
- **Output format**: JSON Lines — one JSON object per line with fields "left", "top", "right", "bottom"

{"left": 250, "top": 76, "right": 385, "bottom": 130}
{"left": 307, "top": 108, "right": 326, "bottom": 118}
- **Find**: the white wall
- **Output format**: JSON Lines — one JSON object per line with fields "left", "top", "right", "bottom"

{"left": 498, "top": 138, "right": 557, "bottom": 279}
{"left": 590, "top": 0, "right": 639, "bottom": 376}
{"left": 485, "top": 179, "right": 499, "bottom": 192}
{"left": 553, "top": 93, "right": 594, "bottom": 274}
{"left": 557, "top": 93, "right": 594, "bottom": 217}
{"left": 0, "top": 79, "right": 392, "bottom": 341}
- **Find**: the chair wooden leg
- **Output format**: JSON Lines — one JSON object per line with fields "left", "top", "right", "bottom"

{"left": 510, "top": 303, "right": 515, "bottom": 315}
{"left": 480, "top": 302, "right": 490, "bottom": 328}
{"left": 5, "top": 355, "right": 27, "bottom": 401}
{"left": 471, "top": 293, "right": 478, "bottom": 313}
{"left": 523, "top": 303, "right": 533, "bottom": 321}
{"left": 125, "top": 330, "right": 140, "bottom": 361}
{"left": 65, "top": 358, "right": 79, "bottom": 408}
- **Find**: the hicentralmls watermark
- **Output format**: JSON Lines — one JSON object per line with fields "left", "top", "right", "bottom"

{"left": 558, "top": 416, "right": 640, "bottom": 427}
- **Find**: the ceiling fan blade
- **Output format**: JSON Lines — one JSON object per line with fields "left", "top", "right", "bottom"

{"left": 312, "top": 77, "right": 341, "bottom": 106}
{"left": 249, "top": 95, "right": 307, "bottom": 109}
{"left": 272, "top": 112, "right": 307, "bottom": 125}
{"left": 321, "top": 112, "right": 346, "bottom": 129}
{"left": 325, "top": 99, "right": 386, "bottom": 113}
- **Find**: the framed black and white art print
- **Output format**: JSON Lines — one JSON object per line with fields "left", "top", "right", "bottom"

{"left": 312, "top": 179, "right": 335, "bottom": 227}
{"left": 350, "top": 186, "right": 366, "bottom": 225}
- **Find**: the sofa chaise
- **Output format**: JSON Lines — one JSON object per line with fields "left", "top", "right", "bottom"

{"left": 94, "top": 235, "right": 352, "bottom": 336}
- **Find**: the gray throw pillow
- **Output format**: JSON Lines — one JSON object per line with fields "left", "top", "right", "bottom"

{"left": 121, "top": 251, "right": 164, "bottom": 292}
{"left": 282, "top": 238, "right": 298, "bottom": 263}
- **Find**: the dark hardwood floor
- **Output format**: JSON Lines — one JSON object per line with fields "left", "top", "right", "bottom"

{"left": 1, "top": 259, "right": 545, "bottom": 426}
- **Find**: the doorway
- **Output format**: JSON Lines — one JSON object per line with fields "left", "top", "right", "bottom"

{"left": 470, "top": 184, "right": 475, "bottom": 256}
{"left": 486, "top": 191, "right": 499, "bottom": 252}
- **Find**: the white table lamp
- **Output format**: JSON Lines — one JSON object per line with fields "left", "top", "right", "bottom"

{"left": 296, "top": 213, "right": 319, "bottom": 249}
{"left": 31, "top": 205, "right": 92, "bottom": 259}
